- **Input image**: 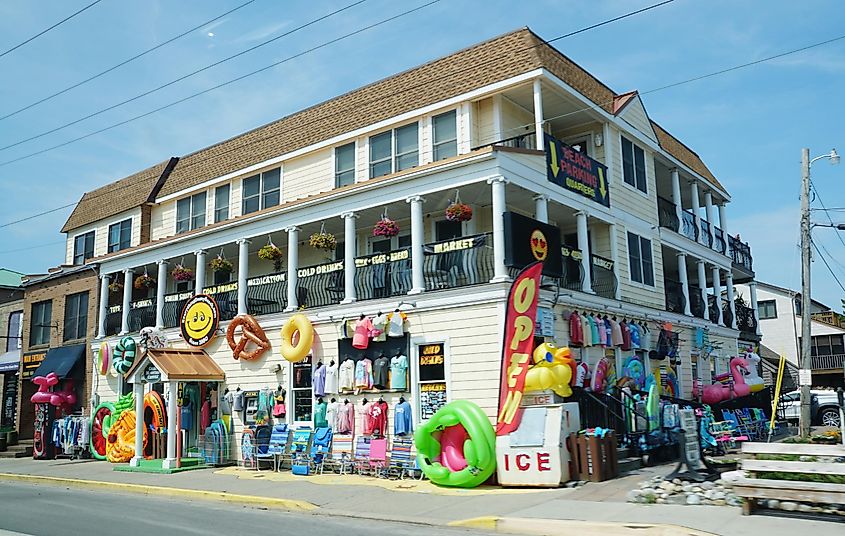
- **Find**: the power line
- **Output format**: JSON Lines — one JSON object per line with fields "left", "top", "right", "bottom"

{"left": 0, "top": 0, "right": 370, "bottom": 152}
{"left": 810, "top": 179, "right": 845, "bottom": 250}
{"left": 812, "top": 240, "right": 845, "bottom": 294}
{"left": 816, "top": 239, "right": 845, "bottom": 278}
{"left": 0, "top": 202, "right": 77, "bottom": 229}
{"left": 0, "top": 0, "right": 260, "bottom": 122}
{"left": 0, "top": 0, "right": 104, "bottom": 59}
{"left": 0, "top": 240, "right": 65, "bottom": 255}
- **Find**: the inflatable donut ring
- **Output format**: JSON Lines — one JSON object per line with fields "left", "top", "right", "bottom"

{"left": 623, "top": 355, "right": 645, "bottom": 388}
{"left": 280, "top": 314, "right": 313, "bottom": 363}
{"left": 98, "top": 342, "right": 111, "bottom": 376}
{"left": 226, "top": 314, "right": 271, "bottom": 361}
{"left": 414, "top": 400, "right": 496, "bottom": 488}
{"left": 90, "top": 402, "right": 115, "bottom": 460}
{"left": 143, "top": 391, "right": 166, "bottom": 459}
{"left": 113, "top": 336, "right": 137, "bottom": 375}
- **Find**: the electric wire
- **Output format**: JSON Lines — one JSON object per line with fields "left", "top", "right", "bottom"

{"left": 810, "top": 179, "right": 845, "bottom": 250}
{"left": 0, "top": 0, "right": 103, "bottom": 59}
{"left": 811, "top": 239, "right": 845, "bottom": 294}
{"left": 0, "top": 0, "right": 260, "bottom": 122}
{"left": 0, "top": 0, "right": 371, "bottom": 152}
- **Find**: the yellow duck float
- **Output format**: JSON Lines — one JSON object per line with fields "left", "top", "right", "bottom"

{"left": 524, "top": 342, "right": 574, "bottom": 398}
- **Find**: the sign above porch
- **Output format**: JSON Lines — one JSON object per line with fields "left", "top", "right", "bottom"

{"left": 544, "top": 133, "right": 610, "bottom": 208}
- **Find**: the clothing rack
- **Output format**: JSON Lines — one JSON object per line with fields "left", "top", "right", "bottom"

{"left": 52, "top": 415, "right": 89, "bottom": 459}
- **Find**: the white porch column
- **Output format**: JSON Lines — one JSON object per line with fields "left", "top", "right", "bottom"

{"left": 575, "top": 211, "right": 593, "bottom": 293}
{"left": 130, "top": 381, "right": 144, "bottom": 467}
{"left": 677, "top": 253, "right": 692, "bottom": 316}
{"left": 492, "top": 95, "right": 503, "bottom": 143}
{"left": 689, "top": 180, "right": 702, "bottom": 243}
{"left": 285, "top": 227, "right": 300, "bottom": 311}
{"left": 163, "top": 381, "right": 178, "bottom": 468}
{"left": 725, "top": 273, "right": 738, "bottom": 329}
{"left": 533, "top": 194, "right": 549, "bottom": 223}
{"left": 749, "top": 280, "right": 761, "bottom": 335}
{"left": 341, "top": 212, "right": 358, "bottom": 303}
{"left": 670, "top": 169, "right": 683, "bottom": 229}
{"left": 236, "top": 239, "right": 250, "bottom": 315}
{"left": 532, "top": 78, "right": 544, "bottom": 149}
{"left": 194, "top": 250, "right": 206, "bottom": 295}
{"left": 712, "top": 266, "right": 723, "bottom": 326}
{"left": 697, "top": 260, "right": 709, "bottom": 320}
{"left": 155, "top": 260, "right": 167, "bottom": 328}
{"left": 489, "top": 176, "right": 509, "bottom": 283}
{"left": 407, "top": 196, "right": 425, "bottom": 294}
{"left": 119, "top": 268, "right": 133, "bottom": 335}
{"left": 97, "top": 274, "right": 110, "bottom": 339}
{"left": 704, "top": 191, "right": 715, "bottom": 243}
{"left": 718, "top": 204, "right": 728, "bottom": 236}
{"left": 608, "top": 223, "right": 621, "bottom": 300}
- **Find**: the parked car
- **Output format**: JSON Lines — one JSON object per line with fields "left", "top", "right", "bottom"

{"left": 780, "top": 389, "right": 843, "bottom": 427}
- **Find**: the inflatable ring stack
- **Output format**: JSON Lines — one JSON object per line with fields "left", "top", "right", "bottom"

{"left": 414, "top": 400, "right": 496, "bottom": 488}
{"left": 98, "top": 342, "right": 111, "bottom": 376}
{"left": 280, "top": 314, "right": 313, "bottom": 363}
{"left": 113, "top": 336, "right": 137, "bottom": 375}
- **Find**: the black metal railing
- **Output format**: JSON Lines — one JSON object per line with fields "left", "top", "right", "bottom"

{"left": 559, "top": 247, "right": 584, "bottom": 291}
{"left": 104, "top": 310, "right": 121, "bottom": 336}
{"left": 812, "top": 354, "right": 845, "bottom": 370}
{"left": 590, "top": 254, "right": 616, "bottom": 299}
{"left": 689, "top": 285, "right": 705, "bottom": 319}
{"left": 722, "top": 302, "right": 734, "bottom": 329}
{"left": 707, "top": 295, "right": 722, "bottom": 325}
{"left": 657, "top": 196, "right": 680, "bottom": 232}
{"left": 356, "top": 248, "right": 412, "bottom": 299}
{"left": 127, "top": 299, "right": 156, "bottom": 332}
{"left": 713, "top": 226, "right": 727, "bottom": 255}
{"left": 700, "top": 218, "right": 713, "bottom": 248}
{"left": 163, "top": 294, "right": 191, "bottom": 329}
{"left": 735, "top": 302, "right": 758, "bottom": 335}
{"left": 472, "top": 132, "right": 537, "bottom": 151}
{"left": 664, "top": 279, "right": 686, "bottom": 314}
{"left": 297, "top": 261, "right": 345, "bottom": 309}
{"left": 681, "top": 209, "right": 698, "bottom": 242}
{"left": 246, "top": 273, "right": 287, "bottom": 316}
{"left": 423, "top": 234, "right": 494, "bottom": 291}
{"left": 729, "top": 235, "right": 753, "bottom": 271}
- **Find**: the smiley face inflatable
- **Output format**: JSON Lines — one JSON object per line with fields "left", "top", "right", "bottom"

{"left": 180, "top": 294, "right": 219, "bottom": 347}
{"left": 529, "top": 229, "right": 548, "bottom": 261}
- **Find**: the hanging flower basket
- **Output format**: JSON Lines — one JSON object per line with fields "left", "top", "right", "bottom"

{"left": 309, "top": 224, "right": 337, "bottom": 252}
{"left": 373, "top": 217, "right": 400, "bottom": 238}
{"left": 133, "top": 274, "right": 156, "bottom": 290}
{"left": 258, "top": 243, "right": 284, "bottom": 272}
{"left": 445, "top": 202, "right": 473, "bottom": 222}
{"left": 108, "top": 280, "right": 124, "bottom": 293}
{"left": 210, "top": 256, "right": 234, "bottom": 274}
{"left": 171, "top": 264, "right": 194, "bottom": 282}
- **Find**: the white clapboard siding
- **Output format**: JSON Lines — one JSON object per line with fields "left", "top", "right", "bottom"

{"left": 617, "top": 96, "right": 658, "bottom": 143}
{"left": 283, "top": 148, "right": 333, "bottom": 203}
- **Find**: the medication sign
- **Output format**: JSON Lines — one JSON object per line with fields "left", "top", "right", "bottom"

{"left": 544, "top": 133, "right": 610, "bottom": 207}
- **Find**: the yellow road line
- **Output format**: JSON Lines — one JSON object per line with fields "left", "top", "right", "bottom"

{"left": 449, "top": 517, "right": 716, "bottom": 536}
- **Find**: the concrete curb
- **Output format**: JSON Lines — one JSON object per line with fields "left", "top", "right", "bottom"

{"left": 0, "top": 472, "right": 317, "bottom": 512}
{"left": 449, "top": 517, "right": 716, "bottom": 536}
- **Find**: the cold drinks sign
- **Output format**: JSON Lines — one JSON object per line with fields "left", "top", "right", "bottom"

{"left": 544, "top": 133, "right": 610, "bottom": 208}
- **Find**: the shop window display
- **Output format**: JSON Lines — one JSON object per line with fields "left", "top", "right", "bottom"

{"left": 292, "top": 356, "right": 313, "bottom": 423}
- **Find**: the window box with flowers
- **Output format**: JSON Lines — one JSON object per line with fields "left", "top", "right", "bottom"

{"left": 134, "top": 273, "right": 156, "bottom": 290}
{"left": 171, "top": 264, "right": 194, "bottom": 282}
{"left": 258, "top": 242, "right": 284, "bottom": 272}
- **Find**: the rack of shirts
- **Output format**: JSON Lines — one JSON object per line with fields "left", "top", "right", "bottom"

{"left": 52, "top": 416, "right": 89, "bottom": 458}
{"left": 567, "top": 310, "right": 652, "bottom": 351}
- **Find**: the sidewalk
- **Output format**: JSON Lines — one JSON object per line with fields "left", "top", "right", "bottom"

{"left": 1, "top": 457, "right": 841, "bottom": 535}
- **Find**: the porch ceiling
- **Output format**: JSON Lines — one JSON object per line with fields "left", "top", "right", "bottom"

{"left": 500, "top": 80, "right": 598, "bottom": 134}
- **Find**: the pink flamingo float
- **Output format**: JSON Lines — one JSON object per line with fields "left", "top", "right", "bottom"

{"left": 701, "top": 356, "right": 750, "bottom": 404}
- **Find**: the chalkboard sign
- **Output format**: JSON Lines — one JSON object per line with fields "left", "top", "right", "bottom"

{"left": 2, "top": 373, "right": 17, "bottom": 428}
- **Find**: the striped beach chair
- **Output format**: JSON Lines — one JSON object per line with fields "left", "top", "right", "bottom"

{"left": 329, "top": 434, "right": 354, "bottom": 474}
{"left": 386, "top": 438, "right": 413, "bottom": 479}
{"left": 353, "top": 436, "right": 372, "bottom": 475}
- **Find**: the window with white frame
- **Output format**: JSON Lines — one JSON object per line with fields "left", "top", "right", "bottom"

{"left": 214, "top": 184, "right": 230, "bottom": 223}
{"left": 757, "top": 300, "right": 777, "bottom": 319}
{"left": 432, "top": 110, "right": 457, "bottom": 161}
{"left": 369, "top": 122, "right": 419, "bottom": 178}
{"left": 242, "top": 168, "right": 281, "bottom": 215}
{"left": 621, "top": 136, "right": 647, "bottom": 193}
{"left": 63, "top": 291, "right": 88, "bottom": 341}
{"left": 335, "top": 142, "right": 355, "bottom": 187}
{"left": 176, "top": 192, "right": 207, "bottom": 234}
{"left": 107, "top": 218, "right": 131, "bottom": 253}
{"left": 73, "top": 231, "right": 94, "bottom": 265}
{"left": 627, "top": 231, "right": 654, "bottom": 286}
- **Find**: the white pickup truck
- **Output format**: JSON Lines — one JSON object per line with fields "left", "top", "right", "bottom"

{"left": 780, "top": 389, "right": 843, "bottom": 427}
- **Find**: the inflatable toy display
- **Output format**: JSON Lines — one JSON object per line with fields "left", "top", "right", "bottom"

{"left": 113, "top": 336, "right": 137, "bottom": 375}
{"left": 280, "top": 314, "right": 313, "bottom": 363}
{"left": 139, "top": 326, "right": 167, "bottom": 349}
{"left": 590, "top": 357, "right": 609, "bottom": 393}
{"left": 742, "top": 351, "right": 764, "bottom": 393}
{"left": 701, "top": 356, "right": 751, "bottom": 404}
{"left": 143, "top": 391, "right": 166, "bottom": 459}
{"left": 106, "top": 409, "right": 147, "bottom": 463}
{"left": 646, "top": 384, "right": 660, "bottom": 432}
{"left": 90, "top": 402, "right": 115, "bottom": 460}
{"left": 227, "top": 314, "right": 271, "bottom": 361}
{"left": 98, "top": 342, "right": 111, "bottom": 376}
{"left": 414, "top": 400, "right": 496, "bottom": 488}
{"left": 524, "top": 343, "right": 574, "bottom": 398}
{"left": 662, "top": 369, "right": 679, "bottom": 398}
{"left": 622, "top": 356, "right": 645, "bottom": 388}
{"left": 31, "top": 373, "right": 77, "bottom": 412}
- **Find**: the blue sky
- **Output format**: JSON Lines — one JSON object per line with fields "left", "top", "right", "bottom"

{"left": 0, "top": 0, "right": 843, "bottom": 308}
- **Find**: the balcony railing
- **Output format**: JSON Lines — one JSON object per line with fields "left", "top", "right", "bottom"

{"left": 590, "top": 254, "right": 616, "bottom": 299}
{"left": 689, "top": 285, "right": 705, "bottom": 319}
{"left": 657, "top": 196, "right": 680, "bottom": 232}
{"left": 812, "top": 354, "right": 845, "bottom": 370}
{"left": 707, "top": 295, "right": 722, "bottom": 325}
{"left": 713, "top": 226, "right": 727, "bottom": 255}
{"left": 472, "top": 132, "right": 537, "bottom": 151}
{"left": 700, "top": 219, "right": 713, "bottom": 248}
{"left": 729, "top": 235, "right": 753, "bottom": 272}
{"left": 356, "top": 248, "right": 412, "bottom": 298}
{"left": 811, "top": 311, "right": 845, "bottom": 329}
{"left": 721, "top": 302, "right": 734, "bottom": 330}
{"left": 734, "top": 302, "right": 758, "bottom": 336}
{"left": 559, "top": 247, "right": 585, "bottom": 292}
{"left": 681, "top": 209, "right": 698, "bottom": 242}
{"left": 423, "top": 234, "right": 494, "bottom": 291}
{"left": 664, "top": 278, "right": 686, "bottom": 314}
{"left": 105, "top": 299, "right": 156, "bottom": 334}
{"left": 297, "top": 261, "right": 345, "bottom": 309}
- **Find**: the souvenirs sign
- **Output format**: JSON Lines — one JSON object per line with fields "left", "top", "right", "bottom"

{"left": 180, "top": 294, "right": 219, "bottom": 347}
{"left": 544, "top": 133, "right": 610, "bottom": 207}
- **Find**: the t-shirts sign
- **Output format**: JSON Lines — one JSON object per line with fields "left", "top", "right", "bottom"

{"left": 544, "top": 133, "right": 610, "bottom": 207}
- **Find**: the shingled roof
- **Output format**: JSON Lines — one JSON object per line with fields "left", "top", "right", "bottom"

{"left": 651, "top": 121, "right": 724, "bottom": 192}
{"left": 62, "top": 157, "right": 177, "bottom": 232}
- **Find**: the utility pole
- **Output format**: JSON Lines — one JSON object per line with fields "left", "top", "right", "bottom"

{"left": 799, "top": 147, "right": 813, "bottom": 438}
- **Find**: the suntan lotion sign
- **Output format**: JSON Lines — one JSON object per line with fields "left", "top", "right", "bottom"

{"left": 496, "top": 261, "right": 543, "bottom": 436}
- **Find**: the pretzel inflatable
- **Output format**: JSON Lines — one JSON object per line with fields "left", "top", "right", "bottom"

{"left": 226, "top": 314, "right": 270, "bottom": 361}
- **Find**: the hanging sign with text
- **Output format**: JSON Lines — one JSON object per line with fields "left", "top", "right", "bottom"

{"left": 544, "top": 133, "right": 610, "bottom": 207}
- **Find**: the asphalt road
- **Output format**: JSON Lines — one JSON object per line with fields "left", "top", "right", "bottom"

{"left": 0, "top": 482, "right": 489, "bottom": 536}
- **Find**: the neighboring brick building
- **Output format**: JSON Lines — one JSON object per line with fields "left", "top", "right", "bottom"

{"left": 0, "top": 268, "right": 24, "bottom": 432}
{"left": 17, "top": 265, "right": 99, "bottom": 439}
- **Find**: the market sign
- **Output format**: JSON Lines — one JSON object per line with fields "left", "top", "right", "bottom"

{"left": 180, "top": 294, "right": 219, "bottom": 348}
{"left": 544, "top": 133, "right": 610, "bottom": 208}
{"left": 496, "top": 262, "right": 543, "bottom": 436}
{"left": 503, "top": 212, "right": 562, "bottom": 277}
{"left": 21, "top": 350, "right": 46, "bottom": 380}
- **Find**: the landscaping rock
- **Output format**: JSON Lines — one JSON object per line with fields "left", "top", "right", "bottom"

{"left": 780, "top": 502, "right": 798, "bottom": 512}
{"left": 767, "top": 500, "right": 780, "bottom": 510}
{"left": 686, "top": 494, "right": 702, "bottom": 505}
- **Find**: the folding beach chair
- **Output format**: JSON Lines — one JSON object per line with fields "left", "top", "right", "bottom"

{"left": 329, "top": 434, "right": 355, "bottom": 474}
{"left": 368, "top": 438, "right": 388, "bottom": 477}
{"left": 268, "top": 424, "right": 291, "bottom": 471}
{"left": 386, "top": 438, "right": 414, "bottom": 479}
{"left": 722, "top": 410, "right": 754, "bottom": 441}
{"left": 253, "top": 425, "right": 274, "bottom": 471}
{"left": 353, "top": 436, "right": 372, "bottom": 475}
{"left": 290, "top": 427, "right": 313, "bottom": 475}
{"left": 310, "top": 427, "right": 333, "bottom": 474}
{"left": 240, "top": 428, "right": 258, "bottom": 470}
